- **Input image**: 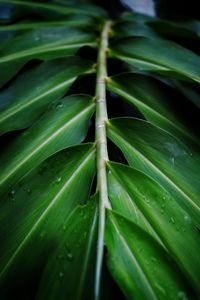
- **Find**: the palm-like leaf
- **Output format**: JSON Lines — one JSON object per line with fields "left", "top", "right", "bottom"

{"left": 0, "top": 1, "right": 199, "bottom": 300}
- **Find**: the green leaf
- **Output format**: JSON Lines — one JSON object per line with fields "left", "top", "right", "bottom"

{"left": 36, "top": 196, "right": 98, "bottom": 300}
{"left": 110, "top": 37, "right": 200, "bottom": 82}
{"left": 113, "top": 21, "right": 157, "bottom": 39}
{"left": 147, "top": 19, "right": 200, "bottom": 40}
{"left": 0, "top": 15, "right": 95, "bottom": 32}
{"left": 173, "top": 80, "right": 200, "bottom": 109}
{"left": 107, "top": 72, "right": 198, "bottom": 144}
{"left": 106, "top": 210, "right": 197, "bottom": 299}
{"left": 107, "top": 162, "right": 200, "bottom": 293}
{"left": 107, "top": 166, "right": 163, "bottom": 245}
{"left": 0, "top": 27, "right": 96, "bottom": 64}
{"left": 107, "top": 118, "right": 200, "bottom": 224}
{"left": 0, "top": 56, "right": 92, "bottom": 133}
{"left": 0, "top": 26, "right": 96, "bottom": 87}
{"left": 0, "top": 144, "right": 96, "bottom": 298}
{"left": 0, "top": 94, "right": 95, "bottom": 196}
{"left": 0, "top": 0, "right": 107, "bottom": 18}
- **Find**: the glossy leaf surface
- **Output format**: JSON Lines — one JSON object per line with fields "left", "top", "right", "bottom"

{"left": 107, "top": 162, "right": 200, "bottom": 293}
{"left": 107, "top": 118, "right": 200, "bottom": 223}
{"left": 0, "top": 144, "right": 96, "bottom": 298}
{"left": 36, "top": 197, "right": 98, "bottom": 300}
{"left": 0, "top": 95, "right": 95, "bottom": 196}
{"left": 0, "top": 27, "right": 96, "bottom": 64}
{"left": 110, "top": 37, "right": 200, "bottom": 82}
{"left": 106, "top": 210, "right": 196, "bottom": 299}
{"left": 0, "top": 57, "right": 92, "bottom": 133}
{"left": 107, "top": 72, "right": 198, "bottom": 143}
{"left": 0, "top": 1, "right": 107, "bottom": 18}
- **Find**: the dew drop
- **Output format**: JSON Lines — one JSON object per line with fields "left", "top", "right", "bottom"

{"left": 171, "top": 157, "right": 175, "bottom": 166}
{"left": 56, "top": 177, "right": 62, "bottom": 184}
{"left": 170, "top": 217, "right": 175, "bottom": 224}
{"left": 26, "top": 188, "right": 32, "bottom": 195}
{"left": 9, "top": 189, "right": 16, "bottom": 200}
{"left": 56, "top": 102, "right": 63, "bottom": 109}
{"left": 59, "top": 271, "right": 64, "bottom": 280}
{"left": 67, "top": 252, "right": 73, "bottom": 261}
{"left": 177, "top": 291, "right": 188, "bottom": 300}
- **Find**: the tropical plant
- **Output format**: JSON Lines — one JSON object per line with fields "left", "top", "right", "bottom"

{"left": 0, "top": 1, "right": 200, "bottom": 299}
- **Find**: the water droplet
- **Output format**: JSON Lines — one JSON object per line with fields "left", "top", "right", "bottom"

{"left": 177, "top": 291, "right": 188, "bottom": 300}
{"left": 63, "top": 224, "right": 66, "bottom": 231}
{"left": 56, "top": 177, "right": 62, "bottom": 184}
{"left": 160, "top": 203, "right": 165, "bottom": 213}
{"left": 190, "top": 153, "right": 193, "bottom": 157}
{"left": 9, "top": 189, "right": 16, "bottom": 200}
{"left": 67, "top": 252, "right": 73, "bottom": 261}
{"left": 56, "top": 102, "right": 63, "bottom": 109}
{"left": 171, "top": 157, "right": 175, "bottom": 166}
{"left": 59, "top": 271, "right": 64, "bottom": 280}
{"left": 27, "top": 188, "right": 32, "bottom": 195}
{"left": 83, "top": 231, "right": 87, "bottom": 239}
{"left": 170, "top": 217, "right": 175, "bottom": 224}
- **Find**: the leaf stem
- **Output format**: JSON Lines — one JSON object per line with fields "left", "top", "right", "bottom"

{"left": 95, "top": 20, "right": 112, "bottom": 299}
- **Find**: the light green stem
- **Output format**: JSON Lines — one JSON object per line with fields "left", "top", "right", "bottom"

{"left": 95, "top": 20, "right": 112, "bottom": 299}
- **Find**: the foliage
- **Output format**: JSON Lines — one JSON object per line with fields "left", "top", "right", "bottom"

{"left": 0, "top": 1, "right": 200, "bottom": 299}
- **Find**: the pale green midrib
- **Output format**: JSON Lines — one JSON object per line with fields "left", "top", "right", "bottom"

{"left": 110, "top": 175, "right": 165, "bottom": 248}
{"left": 0, "top": 149, "right": 95, "bottom": 279}
{"left": 110, "top": 216, "right": 158, "bottom": 300}
{"left": 0, "top": 104, "right": 95, "bottom": 186}
{"left": 0, "top": 78, "right": 76, "bottom": 123}
{"left": 110, "top": 52, "right": 200, "bottom": 83}
{"left": 107, "top": 82, "right": 188, "bottom": 137}
{"left": 76, "top": 208, "right": 98, "bottom": 299}
{"left": 108, "top": 127, "right": 200, "bottom": 213}
{"left": 0, "top": 42, "right": 96, "bottom": 64}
